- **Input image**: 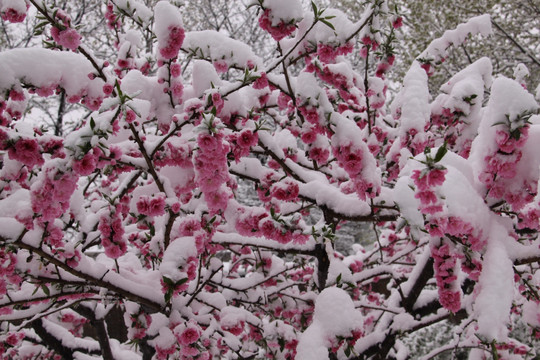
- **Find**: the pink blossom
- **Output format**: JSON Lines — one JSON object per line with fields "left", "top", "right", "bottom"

{"left": 415, "top": 190, "right": 438, "bottom": 205}
{"left": 58, "top": 28, "right": 81, "bottom": 50}
{"left": 83, "top": 96, "right": 103, "bottom": 111}
{"left": 1, "top": 8, "right": 26, "bottom": 23}
{"left": 237, "top": 129, "right": 258, "bottom": 148}
{"left": 260, "top": 218, "right": 278, "bottom": 239}
{"left": 392, "top": 16, "right": 403, "bottom": 29}
{"left": 103, "top": 84, "right": 114, "bottom": 95}
{"left": 213, "top": 60, "right": 229, "bottom": 73}
{"left": 301, "top": 130, "right": 317, "bottom": 144}
{"left": 159, "top": 26, "right": 185, "bottom": 60}
{"left": 170, "top": 63, "right": 182, "bottom": 78}
{"left": 271, "top": 179, "right": 299, "bottom": 201}
{"left": 253, "top": 73, "right": 269, "bottom": 89}
{"left": 258, "top": 9, "right": 296, "bottom": 41}
{"left": 9, "top": 89, "right": 25, "bottom": 101}
{"left": 178, "top": 217, "right": 202, "bottom": 236}
{"left": 204, "top": 188, "right": 229, "bottom": 213}
{"left": 99, "top": 212, "right": 126, "bottom": 259}
{"left": 178, "top": 326, "right": 200, "bottom": 346}
{"left": 422, "top": 204, "right": 444, "bottom": 214}
{"left": 8, "top": 138, "right": 44, "bottom": 168}
{"left": 137, "top": 195, "right": 166, "bottom": 217}
{"left": 439, "top": 289, "right": 461, "bottom": 313}
{"left": 317, "top": 44, "right": 339, "bottom": 63}
{"left": 73, "top": 152, "right": 97, "bottom": 176}
{"left": 427, "top": 168, "right": 447, "bottom": 186}
{"left": 309, "top": 147, "right": 329, "bottom": 163}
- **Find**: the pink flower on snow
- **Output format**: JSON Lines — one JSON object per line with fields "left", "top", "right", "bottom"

{"left": 58, "top": 28, "right": 81, "bottom": 50}
{"left": 258, "top": 9, "right": 296, "bottom": 41}
{"left": 197, "top": 133, "right": 220, "bottom": 152}
{"left": 253, "top": 73, "right": 269, "bottom": 89}
{"left": 9, "top": 138, "right": 44, "bottom": 168}
{"left": 137, "top": 194, "right": 166, "bottom": 217}
{"left": 159, "top": 26, "right": 185, "bottom": 60}
{"left": 213, "top": 60, "right": 229, "bottom": 73}
{"left": 204, "top": 189, "right": 229, "bottom": 213}
{"left": 1, "top": 8, "right": 26, "bottom": 23}
{"left": 439, "top": 289, "right": 461, "bottom": 313}
{"left": 236, "top": 129, "right": 258, "bottom": 148}
{"left": 427, "top": 168, "right": 447, "bottom": 187}
{"left": 72, "top": 152, "right": 97, "bottom": 176}
{"left": 178, "top": 326, "right": 200, "bottom": 346}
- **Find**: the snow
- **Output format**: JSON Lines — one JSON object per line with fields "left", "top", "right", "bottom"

{"left": 160, "top": 236, "right": 197, "bottom": 282}
{"left": 475, "top": 222, "right": 514, "bottom": 340}
{"left": 154, "top": 1, "right": 183, "bottom": 40}
{"left": 190, "top": 60, "right": 222, "bottom": 97}
{"left": 280, "top": 8, "right": 356, "bottom": 59}
{"left": 390, "top": 61, "right": 430, "bottom": 136}
{"left": 0, "top": 217, "right": 25, "bottom": 240}
{"left": 297, "top": 287, "right": 362, "bottom": 359}
{"left": 183, "top": 30, "right": 262, "bottom": 69}
{"left": 262, "top": 0, "right": 303, "bottom": 25}
{"left": 0, "top": 0, "right": 26, "bottom": 15}
{"left": 220, "top": 306, "right": 259, "bottom": 327}
{"left": 113, "top": 0, "right": 152, "bottom": 26}
{"left": 0, "top": 48, "right": 104, "bottom": 99}
{"left": 418, "top": 14, "right": 492, "bottom": 62}
{"left": 469, "top": 76, "right": 539, "bottom": 178}
{"left": 153, "top": 327, "right": 176, "bottom": 349}
{"left": 42, "top": 318, "right": 100, "bottom": 351}
{"left": 300, "top": 181, "right": 371, "bottom": 217}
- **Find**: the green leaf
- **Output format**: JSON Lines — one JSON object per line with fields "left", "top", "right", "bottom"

{"left": 90, "top": 117, "right": 96, "bottom": 130}
{"left": 336, "top": 273, "right": 342, "bottom": 284}
{"left": 311, "top": 1, "right": 318, "bottom": 16}
{"left": 175, "top": 277, "right": 188, "bottom": 286}
{"left": 41, "top": 284, "right": 50, "bottom": 296}
{"left": 164, "top": 290, "right": 173, "bottom": 303}
{"left": 162, "top": 276, "right": 175, "bottom": 286}
{"left": 320, "top": 19, "right": 336, "bottom": 31}
{"left": 434, "top": 143, "right": 448, "bottom": 163}
{"left": 278, "top": 337, "right": 285, "bottom": 352}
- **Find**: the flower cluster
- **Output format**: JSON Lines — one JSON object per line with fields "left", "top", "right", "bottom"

{"left": 480, "top": 126, "right": 531, "bottom": 211}
{"left": 159, "top": 25, "right": 185, "bottom": 60}
{"left": 412, "top": 167, "right": 447, "bottom": 216}
{"left": 72, "top": 151, "right": 98, "bottom": 176}
{"left": 60, "top": 312, "right": 88, "bottom": 336}
{"left": 0, "top": 248, "right": 21, "bottom": 297}
{"left": 105, "top": 1, "right": 121, "bottom": 30}
{"left": 7, "top": 138, "right": 44, "bottom": 168}
{"left": 431, "top": 242, "right": 461, "bottom": 313}
{"left": 137, "top": 193, "right": 166, "bottom": 217}
{"left": 1, "top": 2, "right": 27, "bottom": 23}
{"left": 235, "top": 206, "right": 309, "bottom": 244}
{"left": 333, "top": 142, "right": 380, "bottom": 200}
{"left": 126, "top": 307, "right": 152, "bottom": 340}
{"left": 258, "top": 9, "right": 296, "bottom": 41}
{"left": 226, "top": 129, "right": 258, "bottom": 162}
{"left": 98, "top": 210, "right": 127, "bottom": 259}
{"left": 31, "top": 166, "right": 77, "bottom": 222}
{"left": 155, "top": 140, "right": 193, "bottom": 168}
{"left": 50, "top": 10, "right": 81, "bottom": 51}
{"left": 194, "top": 132, "right": 230, "bottom": 213}
{"left": 270, "top": 178, "right": 299, "bottom": 202}
{"left": 316, "top": 42, "right": 353, "bottom": 64}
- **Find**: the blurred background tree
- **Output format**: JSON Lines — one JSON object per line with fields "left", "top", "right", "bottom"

{"left": 330, "top": 0, "right": 540, "bottom": 92}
